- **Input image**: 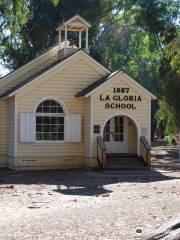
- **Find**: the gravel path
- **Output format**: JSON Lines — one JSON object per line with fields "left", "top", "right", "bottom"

{"left": 0, "top": 145, "right": 180, "bottom": 240}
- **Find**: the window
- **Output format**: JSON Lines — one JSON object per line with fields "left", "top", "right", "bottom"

{"left": 103, "top": 120, "right": 110, "bottom": 142}
{"left": 36, "top": 99, "right": 65, "bottom": 141}
{"left": 114, "top": 116, "right": 124, "bottom": 142}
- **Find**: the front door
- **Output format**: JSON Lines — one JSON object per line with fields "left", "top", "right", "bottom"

{"left": 103, "top": 116, "right": 128, "bottom": 153}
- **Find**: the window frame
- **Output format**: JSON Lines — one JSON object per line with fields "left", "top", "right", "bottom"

{"left": 34, "top": 97, "right": 67, "bottom": 144}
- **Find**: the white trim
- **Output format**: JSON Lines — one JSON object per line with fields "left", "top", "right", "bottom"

{"left": 14, "top": 97, "right": 17, "bottom": 157}
{"left": 66, "top": 22, "right": 86, "bottom": 27}
{"left": 64, "top": 27, "right": 68, "bottom": 47}
{"left": 89, "top": 96, "right": 93, "bottom": 158}
{"left": 33, "top": 96, "right": 68, "bottom": 115}
{"left": 85, "top": 71, "right": 156, "bottom": 100}
{"left": 148, "top": 101, "right": 151, "bottom": 145}
{"left": 100, "top": 112, "right": 141, "bottom": 156}
{"left": 63, "top": 15, "right": 91, "bottom": 28}
{"left": 79, "top": 31, "right": 82, "bottom": 48}
{"left": 34, "top": 140, "right": 65, "bottom": 144}
{"left": 8, "top": 50, "right": 110, "bottom": 98}
{"left": 0, "top": 46, "right": 59, "bottom": 84}
{"left": 86, "top": 27, "right": 89, "bottom": 49}
{"left": 59, "top": 29, "right": 61, "bottom": 48}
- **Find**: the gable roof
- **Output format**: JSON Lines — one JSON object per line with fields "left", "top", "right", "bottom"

{"left": 1, "top": 53, "right": 70, "bottom": 98}
{"left": 0, "top": 45, "right": 156, "bottom": 100}
{"left": 0, "top": 49, "right": 110, "bottom": 99}
{"left": 76, "top": 70, "right": 156, "bottom": 99}
{"left": 56, "top": 15, "right": 91, "bottom": 31}
{"left": 0, "top": 45, "right": 60, "bottom": 98}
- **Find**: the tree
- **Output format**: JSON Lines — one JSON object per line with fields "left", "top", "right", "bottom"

{"left": 157, "top": 37, "right": 180, "bottom": 134}
{"left": 0, "top": 0, "right": 115, "bottom": 70}
{"left": 132, "top": 0, "right": 179, "bottom": 140}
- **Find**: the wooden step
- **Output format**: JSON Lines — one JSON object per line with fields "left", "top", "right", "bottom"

{"left": 107, "top": 153, "right": 139, "bottom": 158}
{"left": 104, "top": 155, "right": 147, "bottom": 169}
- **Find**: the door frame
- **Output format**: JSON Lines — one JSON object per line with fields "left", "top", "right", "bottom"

{"left": 101, "top": 112, "right": 141, "bottom": 156}
{"left": 104, "top": 116, "right": 128, "bottom": 154}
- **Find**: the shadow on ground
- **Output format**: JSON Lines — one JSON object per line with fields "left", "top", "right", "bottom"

{"left": 151, "top": 141, "right": 180, "bottom": 170}
{"left": 0, "top": 169, "right": 179, "bottom": 196}
{"left": 0, "top": 140, "right": 179, "bottom": 196}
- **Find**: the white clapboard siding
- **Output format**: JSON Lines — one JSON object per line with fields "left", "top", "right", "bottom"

{"left": 66, "top": 114, "right": 81, "bottom": 142}
{"left": 20, "top": 113, "right": 34, "bottom": 142}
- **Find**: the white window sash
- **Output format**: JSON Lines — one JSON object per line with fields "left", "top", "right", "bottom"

{"left": 35, "top": 114, "right": 65, "bottom": 142}
{"left": 36, "top": 113, "right": 65, "bottom": 117}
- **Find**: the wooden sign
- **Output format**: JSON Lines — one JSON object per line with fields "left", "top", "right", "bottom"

{"left": 99, "top": 87, "right": 142, "bottom": 110}
{"left": 94, "top": 125, "right": 100, "bottom": 134}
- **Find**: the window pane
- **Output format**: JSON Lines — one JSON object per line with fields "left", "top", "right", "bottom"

{"left": 103, "top": 133, "right": 110, "bottom": 142}
{"left": 51, "top": 117, "right": 57, "bottom": 124}
{"left": 114, "top": 134, "right": 119, "bottom": 142}
{"left": 44, "top": 117, "right": 50, "bottom": 124}
{"left": 58, "top": 133, "right": 64, "bottom": 141}
{"left": 43, "top": 107, "right": 50, "bottom": 113}
{"left": 58, "top": 125, "right": 64, "bottom": 132}
{"left": 52, "top": 133, "right": 58, "bottom": 140}
{"left": 36, "top": 105, "right": 43, "bottom": 113}
{"left": 114, "top": 134, "right": 124, "bottom": 142}
{"left": 120, "top": 134, "right": 124, "bottom": 141}
{"left": 120, "top": 126, "right": 123, "bottom": 132}
{"left": 120, "top": 117, "right": 123, "bottom": 124}
{"left": 36, "top": 125, "right": 42, "bottom": 132}
{"left": 58, "top": 117, "right": 64, "bottom": 124}
{"left": 50, "top": 100, "right": 57, "bottom": 106}
{"left": 36, "top": 133, "right": 42, "bottom": 140}
{"left": 43, "top": 100, "right": 50, "bottom": 107}
{"left": 103, "top": 120, "right": 110, "bottom": 142}
{"left": 56, "top": 106, "right": 64, "bottom": 113}
{"left": 50, "top": 107, "right": 56, "bottom": 113}
{"left": 44, "top": 133, "right": 50, "bottom": 140}
{"left": 44, "top": 125, "right": 50, "bottom": 133}
{"left": 36, "top": 117, "right": 43, "bottom": 124}
{"left": 51, "top": 125, "right": 58, "bottom": 132}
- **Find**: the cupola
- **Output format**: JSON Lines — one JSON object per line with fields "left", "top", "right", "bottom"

{"left": 56, "top": 15, "right": 91, "bottom": 58}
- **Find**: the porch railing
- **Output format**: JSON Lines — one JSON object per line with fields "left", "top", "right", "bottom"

{"left": 97, "top": 136, "right": 107, "bottom": 168}
{"left": 140, "top": 136, "right": 151, "bottom": 167}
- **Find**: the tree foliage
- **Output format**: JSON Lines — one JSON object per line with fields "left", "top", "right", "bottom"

{"left": 0, "top": 0, "right": 179, "bottom": 139}
{"left": 0, "top": 0, "right": 115, "bottom": 69}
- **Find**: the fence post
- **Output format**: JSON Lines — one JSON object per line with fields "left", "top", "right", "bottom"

{"left": 179, "top": 131, "right": 180, "bottom": 159}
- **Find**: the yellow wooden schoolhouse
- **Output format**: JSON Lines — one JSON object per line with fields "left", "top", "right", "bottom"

{"left": 0, "top": 15, "right": 156, "bottom": 170}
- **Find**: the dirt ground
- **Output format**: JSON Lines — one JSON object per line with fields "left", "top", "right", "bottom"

{"left": 0, "top": 142, "right": 180, "bottom": 240}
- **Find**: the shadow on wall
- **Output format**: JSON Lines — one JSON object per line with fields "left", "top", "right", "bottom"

{"left": 0, "top": 169, "right": 179, "bottom": 196}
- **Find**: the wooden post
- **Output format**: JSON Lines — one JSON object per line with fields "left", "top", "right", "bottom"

{"left": 103, "top": 149, "right": 107, "bottom": 166}
{"left": 79, "top": 31, "right": 82, "bottom": 48}
{"left": 86, "top": 27, "right": 88, "bottom": 49}
{"left": 65, "top": 26, "right": 68, "bottom": 48}
{"left": 147, "top": 149, "right": 151, "bottom": 167}
{"left": 59, "top": 29, "right": 61, "bottom": 49}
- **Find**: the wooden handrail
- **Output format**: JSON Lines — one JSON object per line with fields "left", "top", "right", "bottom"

{"left": 140, "top": 136, "right": 151, "bottom": 167}
{"left": 97, "top": 136, "right": 107, "bottom": 168}
{"left": 97, "top": 136, "right": 107, "bottom": 150}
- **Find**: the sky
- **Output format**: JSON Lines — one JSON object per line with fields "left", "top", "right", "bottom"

{"left": 0, "top": 64, "right": 9, "bottom": 77}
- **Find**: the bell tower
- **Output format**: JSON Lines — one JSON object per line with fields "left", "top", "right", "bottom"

{"left": 56, "top": 15, "right": 91, "bottom": 57}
